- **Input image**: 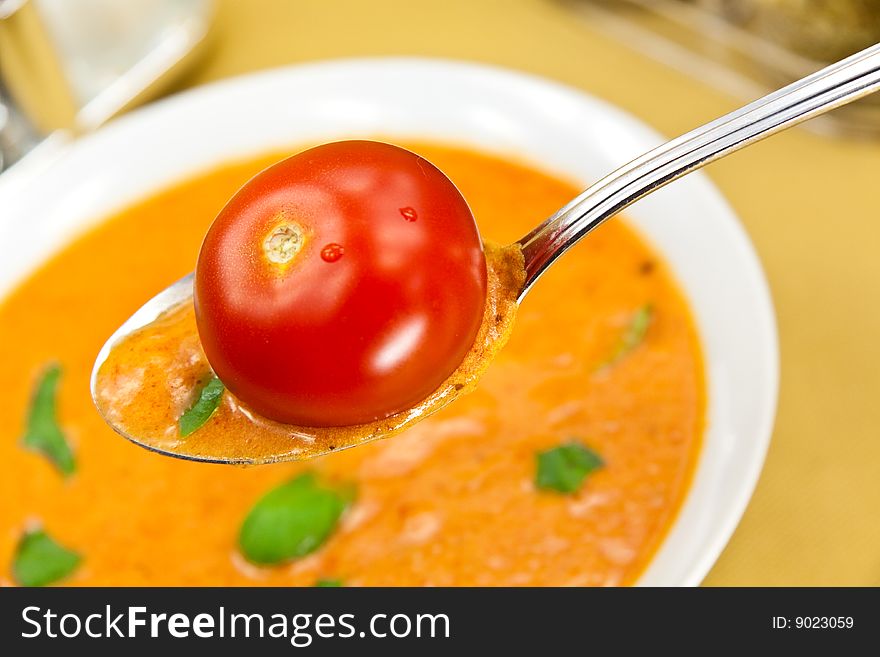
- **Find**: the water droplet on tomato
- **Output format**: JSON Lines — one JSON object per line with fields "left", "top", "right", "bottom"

{"left": 321, "top": 243, "right": 345, "bottom": 262}
{"left": 399, "top": 207, "right": 418, "bottom": 222}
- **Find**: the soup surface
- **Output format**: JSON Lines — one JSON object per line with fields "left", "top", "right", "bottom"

{"left": 0, "top": 143, "right": 704, "bottom": 586}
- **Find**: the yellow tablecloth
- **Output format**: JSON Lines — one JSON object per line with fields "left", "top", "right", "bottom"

{"left": 180, "top": 0, "right": 880, "bottom": 585}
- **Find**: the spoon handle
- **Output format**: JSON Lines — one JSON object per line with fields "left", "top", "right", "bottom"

{"left": 517, "top": 42, "right": 880, "bottom": 299}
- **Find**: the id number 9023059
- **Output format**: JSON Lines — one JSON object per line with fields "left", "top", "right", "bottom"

{"left": 772, "top": 616, "right": 854, "bottom": 630}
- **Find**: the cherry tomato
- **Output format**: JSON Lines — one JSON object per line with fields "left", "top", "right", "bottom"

{"left": 194, "top": 140, "right": 487, "bottom": 426}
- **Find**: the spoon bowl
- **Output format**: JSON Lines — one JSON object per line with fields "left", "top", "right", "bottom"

{"left": 90, "top": 241, "right": 522, "bottom": 465}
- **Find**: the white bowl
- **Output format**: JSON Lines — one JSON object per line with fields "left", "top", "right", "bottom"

{"left": 0, "top": 58, "right": 778, "bottom": 585}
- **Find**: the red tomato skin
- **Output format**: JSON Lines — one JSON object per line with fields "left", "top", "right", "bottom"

{"left": 194, "top": 141, "right": 487, "bottom": 427}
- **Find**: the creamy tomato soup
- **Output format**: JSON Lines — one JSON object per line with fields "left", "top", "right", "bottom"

{"left": 0, "top": 143, "right": 704, "bottom": 586}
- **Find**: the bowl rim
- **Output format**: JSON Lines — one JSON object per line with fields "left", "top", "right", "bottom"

{"left": 0, "top": 56, "right": 779, "bottom": 586}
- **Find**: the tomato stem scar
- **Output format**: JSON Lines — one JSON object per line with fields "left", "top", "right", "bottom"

{"left": 263, "top": 222, "right": 304, "bottom": 265}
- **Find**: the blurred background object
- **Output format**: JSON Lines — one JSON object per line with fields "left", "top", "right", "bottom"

{"left": 5, "top": 0, "right": 878, "bottom": 173}
{"left": 0, "top": 0, "right": 211, "bottom": 172}
{"left": 566, "top": 0, "right": 880, "bottom": 137}
{"left": 736, "top": 0, "right": 880, "bottom": 61}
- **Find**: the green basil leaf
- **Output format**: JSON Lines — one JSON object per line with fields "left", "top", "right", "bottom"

{"left": 12, "top": 528, "right": 81, "bottom": 587}
{"left": 535, "top": 441, "right": 603, "bottom": 494}
{"left": 239, "top": 473, "right": 353, "bottom": 565}
{"left": 22, "top": 364, "right": 75, "bottom": 476}
{"left": 604, "top": 304, "right": 653, "bottom": 367}
{"left": 314, "top": 578, "right": 344, "bottom": 587}
{"left": 179, "top": 376, "right": 225, "bottom": 437}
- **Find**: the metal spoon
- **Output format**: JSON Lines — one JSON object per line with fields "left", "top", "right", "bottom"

{"left": 92, "top": 42, "right": 880, "bottom": 463}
